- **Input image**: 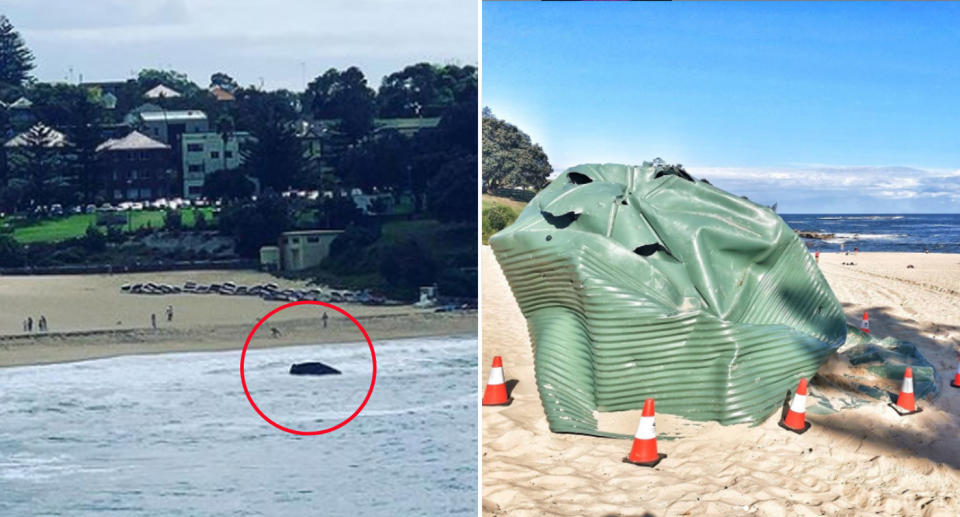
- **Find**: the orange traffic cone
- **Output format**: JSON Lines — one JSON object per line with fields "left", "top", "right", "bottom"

{"left": 482, "top": 356, "right": 511, "bottom": 406}
{"left": 779, "top": 378, "right": 812, "bottom": 434}
{"left": 623, "top": 398, "right": 666, "bottom": 467}
{"left": 860, "top": 312, "right": 870, "bottom": 334}
{"left": 889, "top": 367, "right": 922, "bottom": 416}
{"left": 951, "top": 354, "right": 960, "bottom": 389}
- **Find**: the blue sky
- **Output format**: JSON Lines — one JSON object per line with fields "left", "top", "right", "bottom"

{"left": 483, "top": 2, "right": 960, "bottom": 213}
{"left": 0, "top": 0, "right": 476, "bottom": 91}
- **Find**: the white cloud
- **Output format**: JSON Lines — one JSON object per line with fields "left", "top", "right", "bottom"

{"left": 1, "top": 0, "right": 477, "bottom": 89}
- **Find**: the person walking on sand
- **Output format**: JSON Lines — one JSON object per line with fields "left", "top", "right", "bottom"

{"left": 151, "top": 313, "right": 157, "bottom": 329}
{"left": 322, "top": 312, "right": 329, "bottom": 329}
{"left": 166, "top": 305, "right": 174, "bottom": 322}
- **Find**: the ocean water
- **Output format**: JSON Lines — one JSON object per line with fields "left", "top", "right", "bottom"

{"left": 0, "top": 335, "right": 477, "bottom": 516}
{"left": 782, "top": 214, "right": 960, "bottom": 253}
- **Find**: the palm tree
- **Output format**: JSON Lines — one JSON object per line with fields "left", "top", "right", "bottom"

{"left": 215, "top": 115, "right": 235, "bottom": 172}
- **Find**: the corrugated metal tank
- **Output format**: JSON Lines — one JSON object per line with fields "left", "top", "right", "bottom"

{"left": 490, "top": 163, "right": 846, "bottom": 437}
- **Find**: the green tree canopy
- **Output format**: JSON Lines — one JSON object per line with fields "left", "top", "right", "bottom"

{"left": 0, "top": 15, "right": 34, "bottom": 87}
{"left": 304, "top": 67, "right": 377, "bottom": 141}
{"left": 210, "top": 72, "right": 239, "bottom": 92}
{"left": 137, "top": 69, "right": 200, "bottom": 96}
{"left": 377, "top": 63, "right": 477, "bottom": 118}
{"left": 239, "top": 121, "right": 303, "bottom": 192}
{"left": 482, "top": 108, "right": 552, "bottom": 193}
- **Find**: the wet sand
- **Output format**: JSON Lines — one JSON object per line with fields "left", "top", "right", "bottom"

{"left": 0, "top": 270, "right": 476, "bottom": 367}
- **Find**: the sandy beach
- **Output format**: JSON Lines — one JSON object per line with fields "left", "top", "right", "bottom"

{"left": 482, "top": 248, "right": 960, "bottom": 516}
{"left": 0, "top": 270, "right": 476, "bottom": 367}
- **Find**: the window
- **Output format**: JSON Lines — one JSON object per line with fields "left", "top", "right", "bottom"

{"left": 307, "top": 236, "right": 320, "bottom": 243}
{"left": 188, "top": 164, "right": 204, "bottom": 173}
{"left": 140, "top": 151, "right": 149, "bottom": 161}
{"left": 113, "top": 189, "right": 122, "bottom": 199}
{"left": 210, "top": 151, "right": 220, "bottom": 159}
{"left": 187, "top": 143, "right": 203, "bottom": 152}
{"left": 224, "top": 151, "right": 233, "bottom": 158}
{"left": 130, "top": 170, "right": 138, "bottom": 180}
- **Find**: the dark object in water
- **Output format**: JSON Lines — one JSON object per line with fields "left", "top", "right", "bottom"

{"left": 289, "top": 362, "right": 341, "bottom": 376}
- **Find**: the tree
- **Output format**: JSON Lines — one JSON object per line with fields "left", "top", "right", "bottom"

{"left": 482, "top": 108, "right": 552, "bottom": 192}
{"left": 336, "top": 129, "right": 411, "bottom": 192}
{"left": 240, "top": 121, "right": 304, "bottom": 192}
{"left": 137, "top": 69, "right": 199, "bottom": 96}
{"left": 217, "top": 194, "right": 293, "bottom": 257}
{"left": 231, "top": 87, "right": 298, "bottom": 131}
{"left": 0, "top": 234, "right": 25, "bottom": 267}
{"left": 0, "top": 16, "right": 34, "bottom": 87}
{"left": 210, "top": 72, "right": 239, "bottom": 92}
{"left": 377, "top": 63, "right": 477, "bottom": 118}
{"left": 379, "top": 239, "right": 437, "bottom": 300}
{"left": 304, "top": 67, "right": 377, "bottom": 141}
{"left": 404, "top": 92, "right": 477, "bottom": 212}
{"left": 7, "top": 124, "right": 70, "bottom": 208}
{"left": 428, "top": 153, "right": 477, "bottom": 222}
{"left": 202, "top": 169, "right": 256, "bottom": 201}
{"left": 215, "top": 114, "right": 235, "bottom": 171}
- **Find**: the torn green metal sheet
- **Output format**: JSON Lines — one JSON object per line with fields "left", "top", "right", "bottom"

{"left": 490, "top": 163, "right": 847, "bottom": 437}
{"left": 840, "top": 324, "right": 939, "bottom": 402}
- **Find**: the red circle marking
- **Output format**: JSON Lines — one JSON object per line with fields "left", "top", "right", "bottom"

{"left": 240, "top": 301, "right": 377, "bottom": 435}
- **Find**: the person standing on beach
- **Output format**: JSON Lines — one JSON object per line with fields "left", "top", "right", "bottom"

{"left": 166, "top": 305, "right": 174, "bottom": 322}
{"left": 151, "top": 313, "right": 157, "bottom": 329}
{"left": 322, "top": 312, "right": 328, "bottom": 329}
{"left": 39, "top": 315, "right": 47, "bottom": 332}
{"left": 27, "top": 316, "right": 33, "bottom": 332}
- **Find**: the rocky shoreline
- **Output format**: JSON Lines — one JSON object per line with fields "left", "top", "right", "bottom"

{"left": 795, "top": 229, "right": 835, "bottom": 240}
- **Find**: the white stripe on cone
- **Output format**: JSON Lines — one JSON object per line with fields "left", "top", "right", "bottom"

{"left": 634, "top": 416, "right": 656, "bottom": 440}
{"left": 955, "top": 363, "right": 960, "bottom": 376}
{"left": 902, "top": 375, "right": 913, "bottom": 393}
{"left": 861, "top": 320, "right": 869, "bottom": 331}
{"left": 487, "top": 367, "right": 505, "bottom": 386}
{"left": 790, "top": 393, "right": 807, "bottom": 414}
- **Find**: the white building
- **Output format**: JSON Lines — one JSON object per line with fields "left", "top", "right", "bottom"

{"left": 139, "top": 110, "right": 209, "bottom": 145}
{"left": 181, "top": 131, "right": 252, "bottom": 198}
{"left": 277, "top": 230, "right": 343, "bottom": 271}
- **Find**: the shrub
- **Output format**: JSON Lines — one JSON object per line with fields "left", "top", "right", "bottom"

{"left": 0, "top": 234, "right": 25, "bottom": 267}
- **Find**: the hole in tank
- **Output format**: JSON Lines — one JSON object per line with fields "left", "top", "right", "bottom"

{"left": 568, "top": 172, "right": 593, "bottom": 185}
{"left": 545, "top": 235, "right": 552, "bottom": 241}
{"left": 542, "top": 211, "right": 579, "bottom": 229}
{"left": 634, "top": 243, "right": 668, "bottom": 256}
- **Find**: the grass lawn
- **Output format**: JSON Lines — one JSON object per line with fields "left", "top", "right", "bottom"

{"left": 1, "top": 207, "right": 218, "bottom": 244}
{"left": 482, "top": 194, "right": 527, "bottom": 214}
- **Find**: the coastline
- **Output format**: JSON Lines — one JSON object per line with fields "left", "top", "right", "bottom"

{"left": 0, "top": 269, "right": 476, "bottom": 368}
{"left": 0, "top": 311, "right": 477, "bottom": 368}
